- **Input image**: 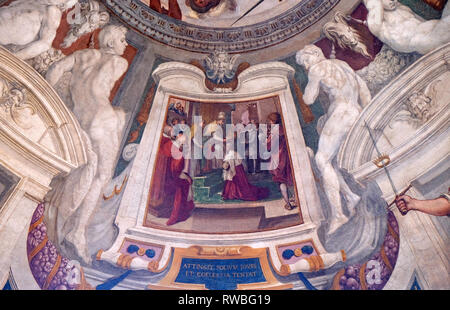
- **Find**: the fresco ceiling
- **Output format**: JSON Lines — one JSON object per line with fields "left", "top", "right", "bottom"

{"left": 105, "top": 0, "right": 359, "bottom": 55}
{"left": 140, "top": 0, "right": 303, "bottom": 28}
{"left": 0, "top": 0, "right": 448, "bottom": 293}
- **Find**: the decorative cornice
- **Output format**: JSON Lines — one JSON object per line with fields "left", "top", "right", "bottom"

{"left": 153, "top": 60, "right": 294, "bottom": 83}
{"left": 103, "top": 0, "right": 340, "bottom": 53}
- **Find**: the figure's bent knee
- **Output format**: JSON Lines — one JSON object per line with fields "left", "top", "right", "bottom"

{"left": 97, "top": 170, "right": 113, "bottom": 184}
{"left": 315, "top": 152, "right": 330, "bottom": 171}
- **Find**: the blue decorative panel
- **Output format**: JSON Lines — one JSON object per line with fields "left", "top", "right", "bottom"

{"left": 410, "top": 277, "right": 422, "bottom": 290}
{"left": 2, "top": 280, "right": 12, "bottom": 290}
{"left": 175, "top": 258, "right": 266, "bottom": 290}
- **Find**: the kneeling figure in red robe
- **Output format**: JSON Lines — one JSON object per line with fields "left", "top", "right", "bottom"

{"left": 221, "top": 151, "right": 269, "bottom": 201}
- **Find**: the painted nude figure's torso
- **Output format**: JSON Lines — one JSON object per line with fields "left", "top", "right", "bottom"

{"left": 297, "top": 45, "right": 371, "bottom": 234}
{"left": 45, "top": 25, "right": 128, "bottom": 263}
{"left": 365, "top": 0, "right": 450, "bottom": 54}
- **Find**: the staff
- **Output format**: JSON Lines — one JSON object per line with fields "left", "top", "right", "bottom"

{"left": 364, "top": 121, "right": 411, "bottom": 215}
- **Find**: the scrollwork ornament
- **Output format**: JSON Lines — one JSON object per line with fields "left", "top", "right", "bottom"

{"left": 204, "top": 50, "right": 239, "bottom": 84}
{"left": 0, "top": 77, "right": 36, "bottom": 129}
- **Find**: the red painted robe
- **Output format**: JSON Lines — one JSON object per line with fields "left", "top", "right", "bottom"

{"left": 267, "top": 126, "right": 293, "bottom": 185}
{"left": 222, "top": 164, "right": 270, "bottom": 201}
{"left": 148, "top": 139, "right": 195, "bottom": 225}
{"left": 149, "top": 0, "right": 182, "bottom": 20}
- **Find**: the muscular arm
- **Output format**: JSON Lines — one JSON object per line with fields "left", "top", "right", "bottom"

{"left": 14, "top": 6, "right": 62, "bottom": 60}
{"left": 303, "top": 69, "right": 321, "bottom": 106}
{"left": 396, "top": 195, "right": 450, "bottom": 216}
{"left": 112, "top": 57, "right": 129, "bottom": 84}
{"left": 356, "top": 74, "right": 372, "bottom": 107}
{"left": 364, "top": 0, "right": 384, "bottom": 37}
{"left": 46, "top": 54, "right": 76, "bottom": 87}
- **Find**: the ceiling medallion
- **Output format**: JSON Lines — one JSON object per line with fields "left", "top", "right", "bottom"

{"left": 103, "top": 0, "right": 340, "bottom": 53}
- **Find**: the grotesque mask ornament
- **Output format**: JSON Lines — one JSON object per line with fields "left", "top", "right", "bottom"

{"left": 204, "top": 50, "right": 240, "bottom": 84}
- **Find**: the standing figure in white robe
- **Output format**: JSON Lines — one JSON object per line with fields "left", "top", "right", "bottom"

{"left": 203, "top": 112, "right": 226, "bottom": 171}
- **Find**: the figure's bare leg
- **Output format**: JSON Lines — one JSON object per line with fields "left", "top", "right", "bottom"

{"left": 316, "top": 150, "right": 348, "bottom": 233}
{"left": 65, "top": 177, "right": 104, "bottom": 263}
{"left": 336, "top": 168, "right": 360, "bottom": 217}
{"left": 315, "top": 108, "right": 356, "bottom": 234}
{"left": 280, "top": 183, "right": 295, "bottom": 210}
{"left": 66, "top": 124, "right": 120, "bottom": 263}
{"left": 409, "top": 18, "right": 450, "bottom": 54}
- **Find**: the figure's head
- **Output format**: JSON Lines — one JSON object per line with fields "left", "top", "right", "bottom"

{"left": 267, "top": 112, "right": 281, "bottom": 125}
{"left": 188, "top": 0, "right": 221, "bottom": 13}
{"left": 381, "top": 0, "right": 398, "bottom": 11}
{"left": 217, "top": 112, "right": 226, "bottom": 125}
{"left": 406, "top": 91, "right": 433, "bottom": 122}
{"left": 175, "top": 132, "right": 187, "bottom": 144}
{"left": 171, "top": 117, "right": 180, "bottom": 126}
{"left": 163, "top": 125, "right": 173, "bottom": 137}
{"left": 98, "top": 25, "right": 128, "bottom": 55}
{"left": 222, "top": 161, "right": 230, "bottom": 171}
{"left": 296, "top": 45, "right": 325, "bottom": 71}
{"left": 250, "top": 118, "right": 259, "bottom": 129}
{"left": 8, "top": 89, "right": 25, "bottom": 106}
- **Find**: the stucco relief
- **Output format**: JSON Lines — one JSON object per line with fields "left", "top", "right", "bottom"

{"left": 62, "top": 0, "right": 110, "bottom": 48}
{"left": 0, "top": 0, "right": 448, "bottom": 292}
{"left": 0, "top": 73, "right": 67, "bottom": 155}
{"left": 380, "top": 71, "right": 450, "bottom": 151}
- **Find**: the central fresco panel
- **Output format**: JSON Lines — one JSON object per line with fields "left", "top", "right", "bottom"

{"left": 0, "top": 0, "right": 448, "bottom": 293}
{"left": 144, "top": 96, "right": 303, "bottom": 233}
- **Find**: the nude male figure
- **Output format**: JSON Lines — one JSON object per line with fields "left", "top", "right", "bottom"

{"left": 46, "top": 25, "right": 128, "bottom": 263}
{"left": 0, "top": 0, "right": 78, "bottom": 60}
{"left": 364, "top": 0, "right": 450, "bottom": 54}
{"left": 296, "top": 45, "right": 371, "bottom": 234}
